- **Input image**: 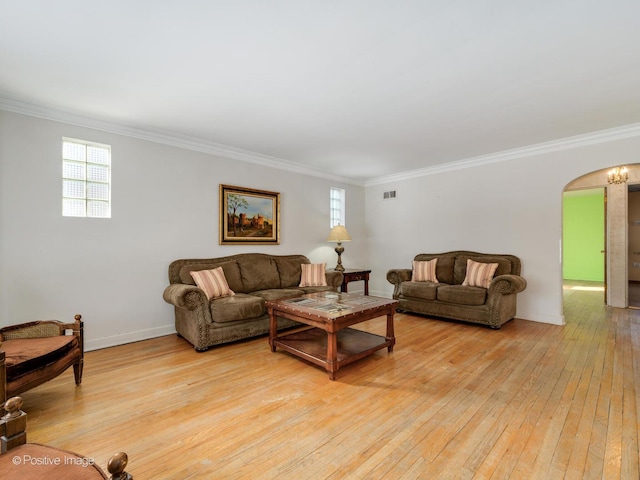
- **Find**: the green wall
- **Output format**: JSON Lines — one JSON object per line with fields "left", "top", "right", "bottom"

{"left": 563, "top": 189, "right": 605, "bottom": 281}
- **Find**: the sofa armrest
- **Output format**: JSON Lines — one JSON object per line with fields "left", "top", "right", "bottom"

{"left": 488, "top": 274, "right": 527, "bottom": 296}
{"left": 163, "top": 284, "right": 208, "bottom": 310}
{"left": 387, "top": 269, "right": 412, "bottom": 285}
{"left": 386, "top": 269, "right": 412, "bottom": 298}
{"left": 325, "top": 271, "right": 344, "bottom": 291}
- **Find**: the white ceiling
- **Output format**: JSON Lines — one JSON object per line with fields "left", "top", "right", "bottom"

{"left": 2, "top": 1, "right": 640, "bottom": 184}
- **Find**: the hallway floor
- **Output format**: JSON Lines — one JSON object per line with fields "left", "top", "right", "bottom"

{"left": 563, "top": 279, "right": 640, "bottom": 308}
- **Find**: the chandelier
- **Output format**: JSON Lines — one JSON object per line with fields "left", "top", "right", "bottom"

{"left": 607, "top": 166, "right": 628, "bottom": 184}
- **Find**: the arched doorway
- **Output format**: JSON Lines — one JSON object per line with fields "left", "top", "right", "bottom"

{"left": 563, "top": 164, "right": 640, "bottom": 311}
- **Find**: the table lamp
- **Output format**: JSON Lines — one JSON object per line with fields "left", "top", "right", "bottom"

{"left": 326, "top": 224, "right": 352, "bottom": 272}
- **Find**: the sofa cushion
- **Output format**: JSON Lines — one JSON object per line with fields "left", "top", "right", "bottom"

{"left": 437, "top": 285, "right": 487, "bottom": 306}
{"left": 2, "top": 336, "right": 79, "bottom": 378}
{"left": 180, "top": 261, "right": 244, "bottom": 293}
{"left": 191, "top": 267, "right": 235, "bottom": 299}
{"left": 210, "top": 294, "right": 265, "bottom": 323}
{"left": 299, "top": 263, "right": 327, "bottom": 287}
{"left": 400, "top": 281, "right": 439, "bottom": 301}
{"left": 412, "top": 259, "right": 439, "bottom": 283}
{"left": 462, "top": 259, "right": 499, "bottom": 288}
{"left": 238, "top": 257, "right": 281, "bottom": 292}
{"left": 414, "top": 254, "right": 455, "bottom": 285}
{"left": 454, "top": 255, "right": 513, "bottom": 285}
{"left": 275, "top": 256, "right": 308, "bottom": 288}
{"left": 251, "top": 288, "right": 305, "bottom": 301}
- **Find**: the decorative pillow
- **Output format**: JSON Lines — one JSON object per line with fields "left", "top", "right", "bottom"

{"left": 411, "top": 259, "right": 438, "bottom": 283}
{"left": 462, "top": 259, "right": 499, "bottom": 288}
{"left": 299, "top": 263, "right": 327, "bottom": 287}
{"left": 190, "top": 267, "right": 235, "bottom": 299}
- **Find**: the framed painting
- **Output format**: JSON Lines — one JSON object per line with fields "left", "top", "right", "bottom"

{"left": 219, "top": 184, "right": 280, "bottom": 245}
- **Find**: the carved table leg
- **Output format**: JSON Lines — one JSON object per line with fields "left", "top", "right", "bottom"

{"left": 327, "top": 331, "right": 338, "bottom": 380}
{"left": 268, "top": 308, "right": 277, "bottom": 352}
{"left": 386, "top": 307, "right": 396, "bottom": 353}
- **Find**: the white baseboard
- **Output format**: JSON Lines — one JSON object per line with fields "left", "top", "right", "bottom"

{"left": 85, "top": 324, "right": 176, "bottom": 352}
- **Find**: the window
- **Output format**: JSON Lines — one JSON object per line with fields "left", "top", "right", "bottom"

{"left": 62, "top": 138, "right": 111, "bottom": 218}
{"left": 330, "top": 187, "right": 345, "bottom": 227}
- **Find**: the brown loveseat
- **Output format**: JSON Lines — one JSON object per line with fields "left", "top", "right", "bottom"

{"left": 163, "top": 254, "right": 343, "bottom": 350}
{"left": 387, "top": 251, "right": 526, "bottom": 329}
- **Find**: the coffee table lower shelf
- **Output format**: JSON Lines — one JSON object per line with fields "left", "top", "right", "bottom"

{"left": 272, "top": 326, "right": 393, "bottom": 380}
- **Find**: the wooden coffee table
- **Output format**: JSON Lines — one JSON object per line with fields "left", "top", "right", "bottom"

{"left": 266, "top": 291, "right": 398, "bottom": 380}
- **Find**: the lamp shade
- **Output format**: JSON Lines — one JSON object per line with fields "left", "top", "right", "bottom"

{"left": 326, "top": 224, "right": 352, "bottom": 242}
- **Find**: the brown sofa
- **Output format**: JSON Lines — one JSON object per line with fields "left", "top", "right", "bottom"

{"left": 387, "top": 251, "right": 526, "bottom": 329}
{"left": 163, "top": 254, "right": 343, "bottom": 350}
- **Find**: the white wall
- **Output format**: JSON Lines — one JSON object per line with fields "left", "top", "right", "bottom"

{"left": 365, "top": 135, "right": 640, "bottom": 325}
{"left": 0, "top": 111, "right": 367, "bottom": 349}
{"left": 3, "top": 108, "right": 639, "bottom": 347}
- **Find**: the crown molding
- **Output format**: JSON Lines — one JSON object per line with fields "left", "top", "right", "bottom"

{"left": 3, "top": 96, "right": 639, "bottom": 189}
{"left": 365, "top": 122, "right": 640, "bottom": 187}
{"left": 0, "top": 96, "right": 365, "bottom": 187}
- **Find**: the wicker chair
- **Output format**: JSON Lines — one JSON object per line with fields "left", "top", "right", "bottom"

{"left": 0, "top": 315, "right": 84, "bottom": 402}
{"left": 0, "top": 396, "right": 132, "bottom": 479}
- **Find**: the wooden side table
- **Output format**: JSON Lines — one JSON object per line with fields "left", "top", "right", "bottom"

{"left": 336, "top": 269, "right": 371, "bottom": 295}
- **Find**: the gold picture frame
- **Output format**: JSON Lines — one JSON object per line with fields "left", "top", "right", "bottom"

{"left": 219, "top": 184, "right": 280, "bottom": 245}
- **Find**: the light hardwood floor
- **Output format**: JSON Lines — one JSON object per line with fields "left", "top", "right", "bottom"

{"left": 16, "top": 287, "right": 640, "bottom": 479}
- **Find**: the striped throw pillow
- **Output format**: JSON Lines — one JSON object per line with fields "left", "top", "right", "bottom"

{"left": 190, "top": 267, "right": 235, "bottom": 299}
{"left": 412, "top": 259, "right": 438, "bottom": 283}
{"left": 299, "top": 263, "right": 327, "bottom": 287}
{"left": 462, "top": 259, "right": 499, "bottom": 288}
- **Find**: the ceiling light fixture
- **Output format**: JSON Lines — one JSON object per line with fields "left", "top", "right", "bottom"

{"left": 607, "top": 166, "right": 628, "bottom": 184}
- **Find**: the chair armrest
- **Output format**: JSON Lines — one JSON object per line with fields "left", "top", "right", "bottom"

{"left": 1, "top": 396, "right": 27, "bottom": 451}
{"left": 107, "top": 451, "right": 133, "bottom": 480}
{"left": 163, "top": 284, "right": 208, "bottom": 310}
{"left": 488, "top": 274, "right": 527, "bottom": 296}
{"left": 324, "top": 271, "right": 344, "bottom": 291}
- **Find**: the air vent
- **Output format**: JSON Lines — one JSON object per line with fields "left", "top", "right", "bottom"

{"left": 383, "top": 190, "right": 397, "bottom": 199}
